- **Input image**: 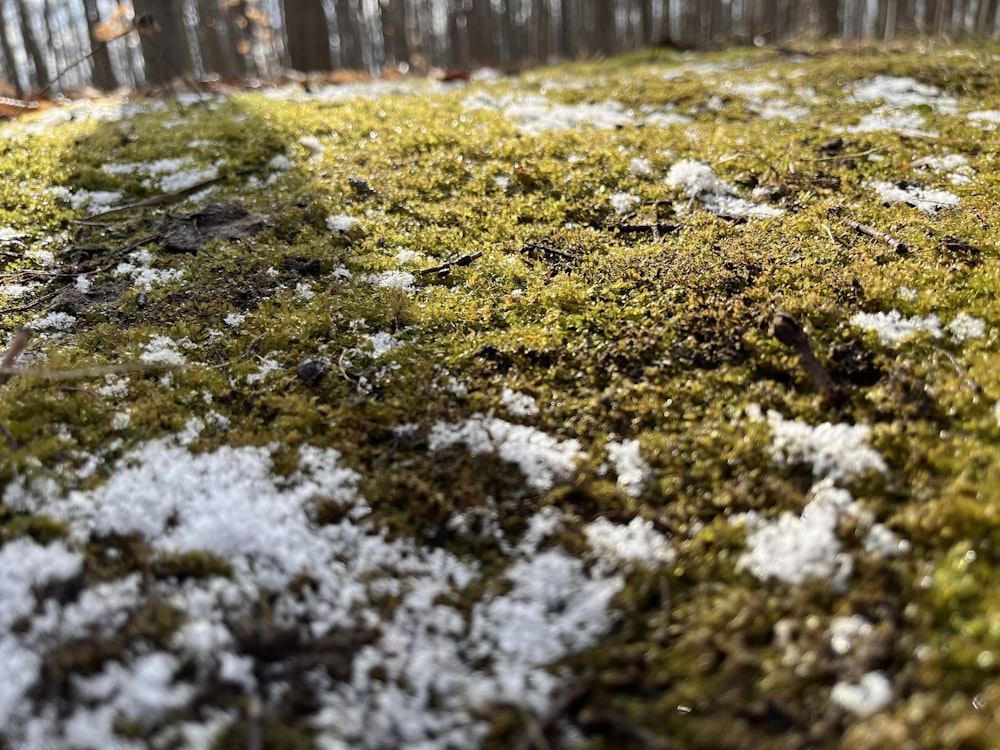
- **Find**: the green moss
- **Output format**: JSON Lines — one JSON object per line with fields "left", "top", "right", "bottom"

{"left": 4, "top": 41, "right": 1000, "bottom": 748}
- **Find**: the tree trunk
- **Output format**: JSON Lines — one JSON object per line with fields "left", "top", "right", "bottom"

{"left": 13, "top": 0, "right": 49, "bottom": 90}
{"left": 333, "top": 0, "right": 364, "bottom": 68}
{"left": 817, "top": 0, "right": 840, "bottom": 36}
{"left": 0, "top": 11, "right": 23, "bottom": 96}
{"left": 82, "top": 0, "right": 117, "bottom": 89}
{"left": 131, "top": 0, "right": 194, "bottom": 85}
{"left": 196, "top": 0, "right": 239, "bottom": 80}
{"left": 283, "top": 0, "right": 332, "bottom": 72}
{"left": 381, "top": 0, "right": 409, "bottom": 65}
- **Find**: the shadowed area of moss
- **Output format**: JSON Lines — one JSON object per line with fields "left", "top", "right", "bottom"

{"left": 2, "top": 42, "right": 1000, "bottom": 749}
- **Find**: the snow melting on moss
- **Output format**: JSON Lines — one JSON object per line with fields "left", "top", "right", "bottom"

{"left": 849, "top": 309, "right": 942, "bottom": 344}
{"left": 666, "top": 160, "right": 784, "bottom": 219}
{"left": 428, "top": 415, "right": 584, "bottom": 492}
{"left": 1, "top": 435, "right": 624, "bottom": 749}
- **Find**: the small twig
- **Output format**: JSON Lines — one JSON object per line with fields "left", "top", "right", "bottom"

{"left": 770, "top": 312, "right": 835, "bottom": 394}
{"left": 0, "top": 289, "right": 62, "bottom": 316}
{"left": 419, "top": 251, "right": 483, "bottom": 278}
{"left": 83, "top": 174, "right": 236, "bottom": 221}
{"left": 846, "top": 219, "right": 907, "bottom": 253}
{"left": 0, "top": 362, "right": 181, "bottom": 380}
{"left": 0, "top": 327, "right": 32, "bottom": 387}
{"left": 809, "top": 146, "right": 882, "bottom": 162}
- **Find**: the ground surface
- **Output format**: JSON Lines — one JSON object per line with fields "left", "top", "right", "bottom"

{"left": 1, "top": 43, "right": 1000, "bottom": 749}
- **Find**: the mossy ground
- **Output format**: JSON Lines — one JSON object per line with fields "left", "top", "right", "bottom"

{"left": 2, "top": 43, "right": 1000, "bottom": 748}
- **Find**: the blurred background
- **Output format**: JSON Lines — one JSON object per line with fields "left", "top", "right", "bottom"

{"left": 0, "top": 0, "right": 997, "bottom": 96}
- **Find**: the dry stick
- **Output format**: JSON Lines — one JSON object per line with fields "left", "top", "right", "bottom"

{"left": 0, "top": 327, "right": 32, "bottom": 388}
{"left": 846, "top": 219, "right": 907, "bottom": 253}
{"left": 0, "top": 289, "right": 62, "bottom": 316}
{"left": 82, "top": 173, "right": 241, "bottom": 221}
{"left": 0, "top": 362, "right": 180, "bottom": 380}
{"left": 770, "top": 312, "right": 836, "bottom": 394}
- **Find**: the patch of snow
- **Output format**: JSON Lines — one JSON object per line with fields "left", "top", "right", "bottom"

{"left": 366, "top": 270, "right": 416, "bottom": 290}
{"left": 666, "top": 160, "right": 783, "bottom": 218}
{"left": 223, "top": 312, "right": 245, "bottom": 327}
{"left": 609, "top": 191, "right": 641, "bottom": 215}
{"left": 140, "top": 336, "right": 186, "bottom": 366}
{"left": 29, "top": 311, "right": 76, "bottom": 331}
{"left": 48, "top": 186, "right": 124, "bottom": 214}
{"left": 1, "top": 283, "right": 40, "bottom": 299}
{"left": 762, "top": 410, "right": 888, "bottom": 483}
{"left": 968, "top": 109, "right": 1000, "bottom": 126}
{"left": 828, "top": 614, "right": 874, "bottom": 655}
{"left": 848, "top": 110, "right": 938, "bottom": 137}
{"left": 850, "top": 75, "right": 957, "bottom": 112}
{"left": 850, "top": 309, "right": 942, "bottom": 344}
{"left": 327, "top": 214, "right": 360, "bottom": 233}
{"left": 463, "top": 91, "right": 633, "bottom": 135}
{"left": 605, "top": 439, "right": 650, "bottom": 498}
{"left": 429, "top": 416, "right": 583, "bottom": 492}
{"left": 501, "top": 387, "right": 539, "bottom": 417}
{"left": 947, "top": 312, "right": 986, "bottom": 342}
{"left": 831, "top": 671, "right": 893, "bottom": 717}
{"left": 365, "top": 331, "right": 400, "bottom": 358}
{"left": 870, "top": 180, "right": 960, "bottom": 213}
{"left": 898, "top": 286, "right": 918, "bottom": 301}
{"left": 585, "top": 516, "right": 673, "bottom": 567}
{"left": 629, "top": 157, "right": 653, "bottom": 176}
{"left": 737, "top": 482, "right": 855, "bottom": 587}
{"left": 157, "top": 166, "right": 219, "bottom": 194}
{"left": 246, "top": 356, "right": 281, "bottom": 384}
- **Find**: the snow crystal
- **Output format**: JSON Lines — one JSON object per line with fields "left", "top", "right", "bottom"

{"left": 366, "top": 270, "right": 416, "bottom": 290}
{"left": 605, "top": 439, "right": 650, "bottom": 497}
{"left": 850, "top": 309, "right": 942, "bottom": 344}
{"left": 609, "top": 191, "right": 641, "bottom": 215}
{"left": 246, "top": 356, "right": 281, "bottom": 384}
{"left": 158, "top": 166, "right": 218, "bottom": 193}
{"left": 428, "top": 416, "right": 583, "bottom": 492}
{"left": 1, "top": 283, "right": 39, "bottom": 299}
{"left": 666, "top": 160, "right": 783, "bottom": 218}
{"left": 463, "top": 91, "right": 633, "bottom": 135}
{"left": 365, "top": 331, "right": 400, "bottom": 358}
{"left": 851, "top": 75, "right": 956, "bottom": 112}
{"left": 29, "top": 311, "right": 76, "bottom": 331}
{"left": 584, "top": 517, "right": 673, "bottom": 567}
{"left": 870, "top": 180, "right": 960, "bottom": 213}
{"left": 849, "top": 110, "right": 938, "bottom": 137}
{"left": 268, "top": 154, "right": 293, "bottom": 171}
{"left": 223, "top": 312, "right": 245, "bottom": 327}
{"left": 73, "top": 653, "right": 193, "bottom": 724}
{"left": 831, "top": 671, "right": 893, "bottom": 717}
{"left": 764, "top": 410, "right": 888, "bottom": 483}
{"left": 947, "top": 312, "right": 986, "bottom": 342}
{"left": 629, "top": 157, "right": 653, "bottom": 176}
{"left": 139, "top": 336, "right": 186, "bottom": 366}
{"left": 500, "top": 387, "right": 539, "bottom": 417}
{"left": 828, "top": 614, "right": 874, "bottom": 655}
{"left": 327, "top": 214, "right": 360, "bottom": 232}
{"left": 738, "top": 482, "right": 855, "bottom": 586}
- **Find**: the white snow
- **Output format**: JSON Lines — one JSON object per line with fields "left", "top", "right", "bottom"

{"left": 666, "top": 160, "right": 783, "bottom": 218}
{"left": 947, "top": 312, "right": 986, "bottom": 342}
{"left": 366, "top": 270, "right": 416, "bottom": 290}
{"left": 870, "top": 180, "right": 960, "bottom": 213}
{"left": 738, "top": 482, "right": 855, "bottom": 587}
{"left": 851, "top": 76, "right": 956, "bottom": 112}
{"left": 828, "top": 614, "right": 874, "bottom": 655}
{"left": 139, "top": 336, "right": 186, "bottom": 366}
{"left": 28, "top": 311, "right": 76, "bottom": 331}
{"left": 327, "top": 214, "right": 360, "bottom": 232}
{"left": 428, "top": 416, "right": 583, "bottom": 492}
{"left": 850, "top": 309, "right": 942, "bottom": 344}
{"left": 584, "top": 517, "right": 673, "bottom": 567}
{"left": 609, "top": 191, "right": 641, "bottom": 214}
{"left": 500, "top": 387, "right": 539, "bottom": 417}
{"left": 762, "top": 410, "right": 888, "bottom": 484}
{"left": 831, "top": 671, "right": 894, "bottom": 716}
{"left": 605, "top": 439, "right": 650, "bottom": 498}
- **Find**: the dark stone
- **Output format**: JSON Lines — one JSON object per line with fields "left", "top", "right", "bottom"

{"left": 157, "top": 202, "right": 270, "bottom": 253}
{"left": 296, "top": 357, "right": 329, "bottom": 386}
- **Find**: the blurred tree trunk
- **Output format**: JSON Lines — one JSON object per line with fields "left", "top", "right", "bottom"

{"left": 82, "top": 0, "right": 116, "bottom": 89}
{"left": 333, "top": 0, "right": 364, "bottom": 68}
{"left": 197, "top": 0, "right": 240, "bottom": 79}
{"left": 596, "top": 0, "right": 615, "bottom": 53}
{"left": 976, "top": 0, "right": 998, "bottom": 34}
{"left": 13, "top": 0, "right": 49, "bottom": 90}
{"left": 817, "top": 0, "right": 840, "bottom": 36}
{"left": 381, "top": 0, "right": 410, "bottom": 65}
{"left": 132, "top": 0, "right": 194, "bottom": 85}
{"left": 0, "top": 12, "right": 23, "bottom": 96}
{"left": 283, "top": 0, "right": 331, "bottom": 71}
